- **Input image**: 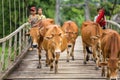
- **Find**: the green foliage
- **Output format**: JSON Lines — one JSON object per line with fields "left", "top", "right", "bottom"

{"left": 1, "top": 0, "right": 120, "bottom": 38}
{"left": 0, "top": 0, "right": 56, "bottom": 38}
{"left": 60, "top": 0, "right": 85, "bottom": 28}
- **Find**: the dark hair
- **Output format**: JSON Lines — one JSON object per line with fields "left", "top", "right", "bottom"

{"left": 97, "top": 7, "right": 101, "bottom": 12}
{"left": 97, "top": 6, "right": 105, "bottom": 12}
{"left": 38, "top": 7, "right": 42, "bottom": 10}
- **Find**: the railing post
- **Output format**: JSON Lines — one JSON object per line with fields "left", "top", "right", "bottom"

{"left": 1, "top": 42, "right": 6, "bottom": 71}
{"left": 22, "top": 28, "right": 25, "bottom": 49}
{"left": 8, "top": 38, "right": 12, "bottom": 66}
{"left": 19, "top": 31, "right": 22, "bottom": 54}
{"left": 14, "top": 35, "right": 17, "bottom": 60}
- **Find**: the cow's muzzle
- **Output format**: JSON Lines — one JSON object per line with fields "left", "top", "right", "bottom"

{"left": 32, "top": 44, "right": 38, "bottom": 48}
{"left": 32, "top": 42, "right": 38, "bottom": 48}
{"left": 68, "top": 45, "right": 72, "bottom": 47}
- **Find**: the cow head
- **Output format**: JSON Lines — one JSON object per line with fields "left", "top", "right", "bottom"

{"left": 65, "top": 31, "right": 78, "bottom": 47}
{"left": 99, "top": 58, "right": 120, "bottom": 80}
{"left": 29, "top": 27, "right": 41, "bottom": 48}
{"left": 44, "top": 33, "right": 63, "bottom": 54}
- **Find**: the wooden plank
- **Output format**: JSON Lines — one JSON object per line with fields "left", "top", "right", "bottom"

{"left": 5, "top": 36, "right": 120, "bottom": 80}
{"left": 0, "top": 44, "right": 30, "bottom": 80}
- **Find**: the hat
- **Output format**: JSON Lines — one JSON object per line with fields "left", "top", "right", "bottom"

{"left": 30, "top": 7, "right": 36, "bottom": 11}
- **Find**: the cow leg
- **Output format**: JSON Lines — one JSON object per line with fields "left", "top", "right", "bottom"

{"left": 83, "top": 44, "right": 87, "bottom": 64}
{"left": 37, "top": 49, "right": 42, "bottom": 68}
{"left": 45, "top": 52, "right": 49, "bottom": 67}
{"left": 101, "top": 66, "right": 105, "bottom": 77}
{"left": 55, "top": 53, "right": 60, "bottom": 74}
{"left": 67, "top": 48, "right": 70, "bottom": 62}
{"left": 70, "top": 43, "right": 75, "bottom": 61}
{"left": 48, "top": 50, "right": 54, "bottom": 71}
{"left": 92, "top": 46, "right": 99, "bottom": 70}
{"left": 101, "top": 55, "right": 106, "bottom": 77}
{"left": 107, "top": 68, "right": 110, "bottom": 78}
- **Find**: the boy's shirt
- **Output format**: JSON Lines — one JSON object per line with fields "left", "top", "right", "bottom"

{"left": 38, "top": 14, "right": 46, "bottom": 20}
{"left": 96, "top": 9, "right": 106, "bottom": 27}
{"left": 28, "top": 15, "right": 39, "bottom": 27}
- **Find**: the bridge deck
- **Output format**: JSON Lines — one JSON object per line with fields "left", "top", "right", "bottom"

{"left": 6, "top": 36, "right": 108, "bottom": 80}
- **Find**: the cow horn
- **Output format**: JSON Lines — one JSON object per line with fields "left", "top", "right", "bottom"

{"left": 90, "top": 36, "right": 98, "bottom": 39}
{"left": 25, "top": 33, "right": 30, "bottom": 36}
{"left": 72, "top": 32, "right": 77, "bottom": 34}
{"left": 58, "top": 33, "right": 62, "bottom": 36}
{"left": 118, "top": 58, "right": 120, "bottom": 64}
{"left": 96, "top": 35, "right": 100, "bottom": 38}
{"left": 44, "top": 36, "right": 52, "bottom": 40}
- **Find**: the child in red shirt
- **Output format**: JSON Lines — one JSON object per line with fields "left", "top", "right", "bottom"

{"left": 96, "top": 7, "right": 106, "bottom": 29}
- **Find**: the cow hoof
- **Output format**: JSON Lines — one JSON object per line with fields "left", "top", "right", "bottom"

{"left": 55, "top": 71, "right": 58, "bottom": 74}
{"left": 83, "top": 61, "right": 87, "bottom": 64}
{"left": 95, "top": 67, "right": 99, "bottom": 70}
{"left": 93, "top": 59, "right": 96, "bottom": 63}
{"left": 45, "top": 64, "right": 49, "bottom": 67}
{"left": 101, "top": 73, "right": 105, "bottom": 77}
{"left": 37, "top": 65, "right": 41, "bottom": 69}
{"left": 67, "top": 60, "right": 69, "bottom": 62}
{"left": 50, "top": 68, "right": 53, "bottom": 71}
{"left": 90, "top": 58, "right": 93, "bottom": 61}
{"left": 72, "top": 57, "right": 74, "bottom": 61}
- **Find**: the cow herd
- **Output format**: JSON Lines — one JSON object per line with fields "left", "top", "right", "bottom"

{"left": 26, "top": 19, "right": 120, "bottom": 80}
{"left": 81, "top": 21, "right": 120, "bottom": 80}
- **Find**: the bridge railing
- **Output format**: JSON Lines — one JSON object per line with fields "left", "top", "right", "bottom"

{"left": 0, "top": 20, "right": 120, "bottom": 79}
{"left": 106, "top": 20, "right": 120, "bottom": 33}
{"left": 0, "top": 22, "right": 30, "bottom": 79}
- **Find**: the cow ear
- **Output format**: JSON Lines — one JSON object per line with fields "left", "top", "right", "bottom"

{"left": 44, "top": 36, "right": 52, "bottom": 40}
{"left": 99, "top": 62, "right": 108, "bottom": 67}
{"left": 72, "top": 32, "right": 78, "bottom": 34}
{"left": 118, "top": 58, "right": 120, "bottom": 64}
{"left": 58, "top": 33, "right": 62, "bottom": 36}
{"left": 49, "top": 19, "right": 54, "bottom": 24}
{"left": 25, "top": 32, "right": 30, "bottom": 36}
{"left": 51, "top": 33, "right": 54, "bottom": 37}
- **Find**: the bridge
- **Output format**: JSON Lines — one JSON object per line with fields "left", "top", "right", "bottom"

{"left": 0, "top": 20, "right": 120, "bottom": 80}
{"left": 0, "top": 0, "right": 120, "bottom": 80}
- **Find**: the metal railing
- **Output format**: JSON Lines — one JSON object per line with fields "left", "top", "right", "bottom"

{"left": 0, "top": 22, "right": 30, "bottom": 79}
{"left": 106, "top": 20, "right": 120, "bottom": 33}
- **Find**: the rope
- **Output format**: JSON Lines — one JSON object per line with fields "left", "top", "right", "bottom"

{"left": 2, "top": 0, "right": 5, "bottom": 37}
{"left": 9, "top": 0, "right": 12, "bottom": 33}
{"left": 23, "top": 0, "right": 25, "bottom": 23}
{"left": 19, "top": 0, "right": 21, "bottom": 26}
{"left": 14, "top": 0, "right": 16, "bottom": 29}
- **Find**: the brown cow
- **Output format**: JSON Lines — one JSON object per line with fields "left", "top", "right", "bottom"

{"left": 62, "top": 21, "right": 78, "bottom": 62}
{"left": 81, "top": 21, "right": 103, "bottom": 70}
{"left": 26, "top": 18, "right": 55, "bottom": 68}
{"left": 28, "top": 27, "right": 43, "bottom": 68}
{"left": 99, "top": 29, "right": 120, "bottom": 80}
{"left": 42, "top": 25, "right": 67, "bottom": 73}
{"left": 33, "top": 18, "right": 55, "bottom": 37}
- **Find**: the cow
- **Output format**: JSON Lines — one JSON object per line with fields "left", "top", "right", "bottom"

{"left": 62, "top": 21, "right": 78, "bottom": 62}
{"left": 26, "top": 18, "right": 55, "bottom": 68}
{"left": 42, "top": 25, "right": 67, "bottom": 73}
{"left": 99, "top": 29, "right": 120, "bottom": 80}
{"left": 33, "top": 18, "right": 55, "bottom": 37}
{"left": 28, "top": 27, "right": 43, "bottom": 68}
{"left": 80, "top": 21, "right": 103, "bottom": 70}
